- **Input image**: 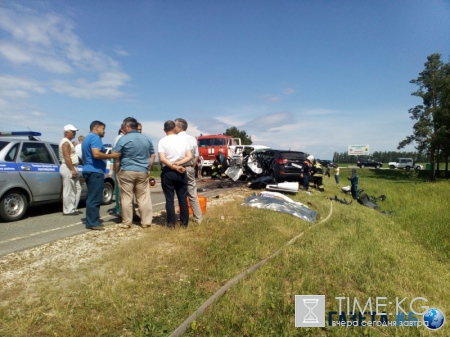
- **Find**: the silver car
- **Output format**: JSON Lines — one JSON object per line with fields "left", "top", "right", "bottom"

{"left": 0, "top": 131, "right": 115, "bottom": 222}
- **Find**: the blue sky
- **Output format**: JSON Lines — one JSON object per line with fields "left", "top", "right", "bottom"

{"left": 1, "top": 0, "right": 450, "bottom": 159}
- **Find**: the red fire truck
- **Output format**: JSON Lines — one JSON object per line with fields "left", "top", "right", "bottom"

{"left": 197, "top": 134, "right": 241, "bottom": 175}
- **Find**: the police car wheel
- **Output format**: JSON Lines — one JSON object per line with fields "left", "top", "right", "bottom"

{"left": 0, "top": 189, "right": 28, "bottom": 222}
{"left": 101, "top": 182, "right": 114, "bottom": 205}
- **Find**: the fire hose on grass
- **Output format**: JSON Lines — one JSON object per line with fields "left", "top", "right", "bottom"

{"left": 169, "top": 201, "right": 333, "bottom": 337}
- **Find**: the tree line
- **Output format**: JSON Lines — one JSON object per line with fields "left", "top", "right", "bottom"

{"left": 399, "top": 53, "right": 450, "bottom": 180}
{"left": 332, "top": 151, "right": 428, "bottom": 164}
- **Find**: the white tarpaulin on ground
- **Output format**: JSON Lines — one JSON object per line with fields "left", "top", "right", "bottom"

{"left": 242, "top": 192, "right": 318, "bottom": 223}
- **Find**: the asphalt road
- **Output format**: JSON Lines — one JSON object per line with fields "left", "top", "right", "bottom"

{"left": 0, "top": 178, "right": 235, "bottom": 257}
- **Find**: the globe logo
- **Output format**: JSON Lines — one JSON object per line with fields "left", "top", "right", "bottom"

{"left": 423, "top": 308, "right": 445, "bottom": 330}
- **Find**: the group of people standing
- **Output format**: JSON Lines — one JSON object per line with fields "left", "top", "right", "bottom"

{"left": 300, "top": 157, "right": 358, "bottom": 199}
{"left": 58, "top": 117, "right": 203, "bottom": 231}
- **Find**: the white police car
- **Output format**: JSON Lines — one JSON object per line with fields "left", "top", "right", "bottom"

{"left": 0, "top": 131, "right": 115, "bottom": 222}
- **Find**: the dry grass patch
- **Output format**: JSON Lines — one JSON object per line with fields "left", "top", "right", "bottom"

{"left": 0, "top": 187, "right": 311, "bottom": 336}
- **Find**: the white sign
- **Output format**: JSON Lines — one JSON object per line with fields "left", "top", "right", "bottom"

{"left": 348, "top": 145, "right": 369, "bottom": 155}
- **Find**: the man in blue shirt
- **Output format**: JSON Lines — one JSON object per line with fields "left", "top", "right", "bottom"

{"left": 82, "top": 120, "right": 121, "bottom": 230}
{"left": 114, "top": 117, "right": 155, "bottom": 229}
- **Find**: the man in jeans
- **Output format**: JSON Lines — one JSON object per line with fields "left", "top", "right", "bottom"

{"left": 82, "top": 120, "right": 120, "bottom": 230}
{"left": 174, "top": 118, "right": 203, "bottom": 223}
{"left": 114, "top": 117, "right": 155, "bottom": 229}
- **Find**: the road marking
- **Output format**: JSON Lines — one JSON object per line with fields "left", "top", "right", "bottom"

{"left": 0, "top": 201, "right": 168, "bottom": 245}
{"left": 0, "top": 222, "right": 83, "bottom": 244}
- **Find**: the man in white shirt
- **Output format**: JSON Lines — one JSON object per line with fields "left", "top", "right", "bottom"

{"left": 74, "top": 135, "right": 84, "bottom": 162}
{"left": 174, "top": 118, "right": 203, "bottom": 223}
{"left": 59, "top": 124, "right": 82, "bottom": 215}
{"left": 158, "top": 120, "right": 193, "bottom": 229}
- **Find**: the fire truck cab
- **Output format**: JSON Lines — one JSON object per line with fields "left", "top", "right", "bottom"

{"left": 197, "top": 134, "right": 241, "bottom": 176}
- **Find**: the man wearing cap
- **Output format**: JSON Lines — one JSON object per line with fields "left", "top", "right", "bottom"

{"left": 82, "top": 120, "right": 121, "bottom": 230}
{"left": 59, "top": 124, "right": 82, "bottom": 216}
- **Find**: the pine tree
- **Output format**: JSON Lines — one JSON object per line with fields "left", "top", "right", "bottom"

{"left": 398, "top": 53, "right": 446, "bottom": 181}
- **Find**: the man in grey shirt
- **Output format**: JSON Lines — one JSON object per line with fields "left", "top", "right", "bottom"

{"left": 114, "top": 117, "right": 155, "bottom": 228}
{"left": 174, "top": 118, "right": 203, "bottom": 223}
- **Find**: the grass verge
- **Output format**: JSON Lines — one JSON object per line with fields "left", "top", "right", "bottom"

{"left": 0, "top": 170, "right": 448, "bottom": 336}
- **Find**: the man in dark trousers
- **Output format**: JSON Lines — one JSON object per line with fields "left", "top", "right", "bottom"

{"left": 301, "top": 155, "right": 313, "bottom": 194}
{"left": 310, "top": 159, "right": 324, "bottom": 191}
{"left": 211, "top": 148, "right": 228, "bottom": 179}
{"left": 82, "top": 120, "right": 120, "bottom": 230}
{"left": 174, "top": 118, "right": 203, "bottom": 223}
{"left": 348, "top": 168, "right": 359, "bottom": 200}
{"left": 158, "top": 121, "right": 193, "bottom": 229}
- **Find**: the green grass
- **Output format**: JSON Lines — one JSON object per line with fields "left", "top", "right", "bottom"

{"left": 0, "top": 169, "right": 448, "bottom": 336}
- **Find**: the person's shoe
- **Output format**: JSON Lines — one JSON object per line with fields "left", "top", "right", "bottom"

{"left": 193, "top": 218, "right": 202, "bottom": 224}
{"left": 178, "top": 221, "right": 188, "bottom": 229}
{"left": 63, "top": 211, "right": 79, "bottom": 216}
{"left": 165, "top": 223, "right": 175, "bottom": 230}
{"left": 86, "top": 225, "right": 105, "bottom": 231}
{"left": 118, "top": 223, "right": 131, "bottom": 229}
{"left": 141, "top": 224, "right": 151, "bottom": 228}
{"left": 75, "top": 210, "right": 83, "bottom": 214}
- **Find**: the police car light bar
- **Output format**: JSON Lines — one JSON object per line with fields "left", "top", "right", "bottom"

{"left": 0, "top": 131, "right": 42, "bottom": 137}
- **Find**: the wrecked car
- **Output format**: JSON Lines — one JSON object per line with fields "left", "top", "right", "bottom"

{"left": 226, "top": 149, "right": 306, "bottom": 182}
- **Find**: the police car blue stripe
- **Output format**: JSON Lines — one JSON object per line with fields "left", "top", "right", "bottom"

{"left": 0, "top": 162, "right": 19, "bottom": 171}
{"left": 0, "top": 131, "right": 42, "bottom": 137}
{"left": 18, "top": 164, "right": 59, "bottom": 172}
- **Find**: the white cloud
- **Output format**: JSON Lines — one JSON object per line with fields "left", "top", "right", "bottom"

{"left": 299, "top": 108, "right": 339, "bottom": 116}
{"left": 262, "top": 94, "right": 280, "bottom": 102}
{"left": 114, "top": 46, "right": 130, "bottom": 57}
{"left": 215, "top": 116, "right": 246, "bottom": 127}
{"left": 243, "top": 112, "right": 294, "bottom": 131}
{"left": 0, "top": 4, "right": 131, "bottom": 100}
{"left": 282, "top": 87, "right": 295, "bottom": 95}
{"left": 0, "top": 42, "right": 33, "bottom": 63}
{"left": 30, "top": 110, "right": 47, "bottom": 117}
{"left": 0, "top": 75, "right": 46, "bottom": 94}
{"left": 51, "top": 71, "right": 131, "bottom": 99}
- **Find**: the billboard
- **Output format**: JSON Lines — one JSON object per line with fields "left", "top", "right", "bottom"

{"left": 348, "top": 145, "right": 369, "bottom": 155}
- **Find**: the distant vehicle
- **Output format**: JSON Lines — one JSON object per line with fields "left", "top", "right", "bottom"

{"left": 357, "top": 157, "right": 383, "bottom": 169}
{"left": 0, "top": 131, "right": 115, "bottom": 222}
{"left": 317, "top": 159, "right": 337, "bottom": 168}
{"left": 197, "top": 134, "right": 241, "bottom": 175}
{"left": 388, "top": 158, "right": 423, "bottom": 170}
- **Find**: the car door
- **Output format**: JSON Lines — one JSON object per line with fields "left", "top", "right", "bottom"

{"left": 49, "top": 143, "right": 87, "bottom": 199}
{"left": 18, "top": 142, "right": 62, "bottom": 202}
